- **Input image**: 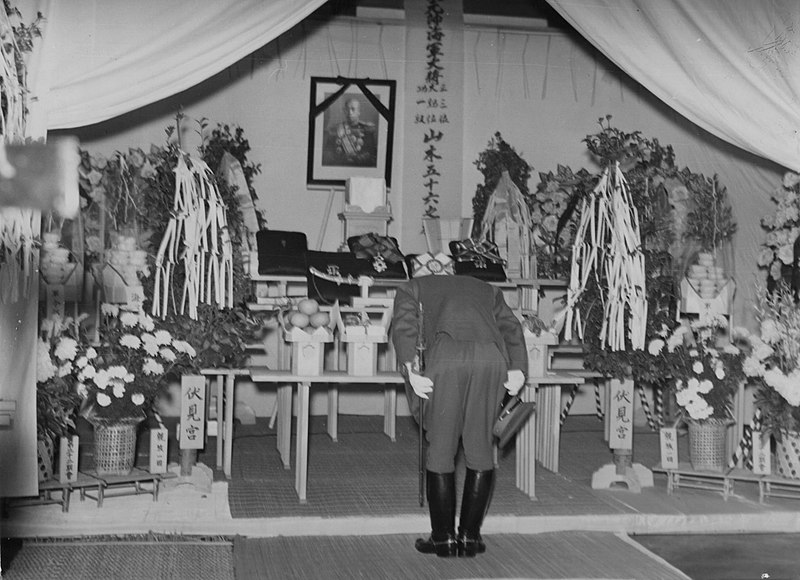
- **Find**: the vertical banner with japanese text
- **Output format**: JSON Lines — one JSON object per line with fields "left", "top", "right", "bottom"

{"left": 608, "top": 378, "right": 634, "bottom": 450}
{"left": 402, "top": 0, "right": 464, "bottom": 250}
{"left": 179, "top": 375, "right": 206, "bottom": 450}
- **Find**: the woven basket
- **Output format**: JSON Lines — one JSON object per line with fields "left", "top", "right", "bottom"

{"left": 776, "top": 430, "right": 800, "bottom": 479}
{"left": 90, "top": 417, "right": 143, "bottom": 476}
{"left": 687, "top": 418, "right": 732, "bottom": 472}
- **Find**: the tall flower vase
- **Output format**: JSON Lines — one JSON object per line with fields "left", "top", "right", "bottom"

{"left": 776, "top": 430, "right": 800, "bottom": 479}
{"left": 89, "top": 416, "right": 144, "bottom": 476}
{"left": 687, "top": 418, "right": 732, "bottom": 472}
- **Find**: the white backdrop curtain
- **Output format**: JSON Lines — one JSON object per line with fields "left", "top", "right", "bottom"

{"left": 29, "top": 0, "right": 327, "bottom": 130}
{"left": 546, "top": 0, "right": 800, "bottom": 172}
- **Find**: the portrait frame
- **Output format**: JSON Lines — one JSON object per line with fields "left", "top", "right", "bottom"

{"left": 307, "top": 76, "right": 396, "bottom": 188}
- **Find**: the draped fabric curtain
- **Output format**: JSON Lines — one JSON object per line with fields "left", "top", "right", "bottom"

{"left": 546, "top": 0, "right": 800, "bottom": 172}
{"left": 30, "top": 0, "right": 327, "bottom": 130}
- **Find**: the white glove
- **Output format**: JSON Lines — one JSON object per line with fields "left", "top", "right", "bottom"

{"left": 405, "top": 362, "right": 433, "bottom": 399}
{"left": 503, "top": 369, "right": 526, "bottom": 396}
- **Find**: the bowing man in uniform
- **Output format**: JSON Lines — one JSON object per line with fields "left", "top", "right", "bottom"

{"left": 391, "top": 274, "right": 527, "bottom": 557}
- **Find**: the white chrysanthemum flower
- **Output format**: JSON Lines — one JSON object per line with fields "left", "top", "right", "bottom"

{"left": 723, "top": 344, "right": 740, "bottom": 355}
{"left": 124, "top": 373, "right": 135, "bottom": 383}
{"left": 75, "top": 355, "right": 88, "bottom": 369}
{"left": 715, "top": 367, "right": 725, "bottom": 380}
{"left": 696, "top": 379, "right": 714, "bottom": 394}
{"left": 689, "top": 349, "right": 698, "bottom": 358}
{"left": 141, "top": 341, "right": 159, "bottom": 356}
{"left": 692, "top": 361, "right": 704, "bottom": 374}
{"left": 648, "top": 339, "right": 665, "bottom": 356}
{"left": 107, "top": 365, "right": 128, "bottom": 378}
{"left": 55, "top": 337, "right": 78, "bottom": 361}
{"left": 112, "top": 382, "right": 126, "bottom": 398}
{"left": 154, "top": 330, "right": 172, "bottom": 346}
{"left": 687, "top": 377, "right": 700, "bottom": 391}
{"left": 742, "top": 356, "right": 766, "bottom": 377}
{"left": 159, "top": 347, "right": 176, "bottom": 362}
{"left": 86, "top": 347, "right": 98, "bottom": 360}
{"left": 120, "top": 311, "right": 139, "bottom": 327}
{"left": 96, "top": 392, "right": 112, "bottom": 407}
{"left": 100, "top": 303, "right": 119, "bottom": 317}
{"left": 131, "top": 393, "right": 145, "bottom": 406}
{"left": 760, "top": 319, "right": 783, "bottom": 344}
{"left": 58, "top": 362, "right": 73, "bottom": 377}
{"left": 754, "top": 343, "right": 775, "bottom": 361}
{"left": 93, "top": 369, "right": 110, "bottom": 389}
{"left": 120, "top": 334, "right": 141, "bottom": 349}
{"left": 138, "top": 314, "right": 155, "bottom": 332}
{"left": 143, "top": 358, "right": 164, "bottom": 376}
{"left": 37, "top": 339, "right": 57, "bottom": 383}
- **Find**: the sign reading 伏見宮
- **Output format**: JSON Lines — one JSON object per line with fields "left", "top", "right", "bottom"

{"left": 608, "top": 379, "right": 634, "bottom": 450}
{"left": 179, "top": 375, "right": 205, "bottom": 450}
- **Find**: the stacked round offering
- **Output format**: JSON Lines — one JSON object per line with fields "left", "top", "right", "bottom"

{"left": 107, "top": 233, "right": 148, "bottom": 285}
{"left": 40, "top": 232, "right": 75, "bottom": 284}
{"left": 283, "top": 299, "right": 330, "bottom": 333}
{"left": 687, "top": 252, "right": 726, "bottom": 299}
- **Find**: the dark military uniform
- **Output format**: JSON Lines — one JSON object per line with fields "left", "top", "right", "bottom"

{"left": 323, "top": 120, "right": 377, "bottom": 167}
{"left": 391, "top": 275, "right": 527, "bottom": 472}
{"left": 392, "top": 274, "right": 527, "bottom": 557}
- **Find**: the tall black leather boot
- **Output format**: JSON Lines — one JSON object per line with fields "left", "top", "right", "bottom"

{"left": 415, "top": 470, "right": 457, "bottom": 557}
{"left": 457, "top": 468, "right": 495, "bottom": 557}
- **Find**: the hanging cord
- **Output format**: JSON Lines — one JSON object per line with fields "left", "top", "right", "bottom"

{"left": 327, "top": 26, "right": 341, "bottom": 77}
{"left": 541, "top": 34, "right": 552, "bottom": 100}
{"left": 348, "top": 20, "right": 357, "bottom": 78}
{"left": 595, "top": 383, "right": 605, "bottom": 421}
{"left": 378, "top": 24, "right": 388, "bottom": 80}
{"left": 636, "top": 384, "right": 659, "bottom": 431}
{"left": 559, "top": 384, "right": 580, "bottom": 426}
{"left": 494, "top": 30, "right": 505, "bottom": 98}
{"left": 730, "top": 410, "right": 762, "bottom": 470}
{"left": 472, "top": 31, "right": 482, "bottom": 94}
{"left": 521, "top": 33, "right": 530, "bottom": 100}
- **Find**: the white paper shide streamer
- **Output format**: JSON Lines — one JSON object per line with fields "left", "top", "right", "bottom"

{"left": 0, "top": 7, "right": 35, "bottom": 304}
{"left": 559, "top": 162, "right": 647, "bottom": 351}
{"left": 152, "top": 152, "right": 234, "bottom": 320}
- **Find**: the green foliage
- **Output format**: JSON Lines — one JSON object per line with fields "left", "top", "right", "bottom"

{"left": 682, "top": 172, "right": 736, "bottom": 252}
{"left": 471, "top": 132, "right": 533, "bottom": 238}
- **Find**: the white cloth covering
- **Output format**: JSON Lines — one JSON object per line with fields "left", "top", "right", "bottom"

{"left": 25, "top": 0, "right": 327, "bottom": 130}
{"left": 546, "top": 0, "right": 800, "bottom": 172}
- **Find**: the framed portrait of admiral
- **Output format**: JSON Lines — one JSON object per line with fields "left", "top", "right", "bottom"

{"left": 307, "top": 77, "right": 396, "bottom": 188}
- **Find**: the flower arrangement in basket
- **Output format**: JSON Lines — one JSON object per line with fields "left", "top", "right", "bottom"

{"left": 649, "top": 316, "right": 746, "bottom": 471}
{"left": 648, "top": 315, "right": 745, "bottom": 423}
{"left": 78, "top": 303, "right": 199, "bottom": 425}
{"left": 742, "top": 284, "right": 800, "bottom": 441}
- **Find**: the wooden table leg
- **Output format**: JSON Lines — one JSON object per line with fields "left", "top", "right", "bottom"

{"left": 384, "top": 386, "right": 396, "bottom": 442}
{"left": 327, "top": 385, "right": 338, "bottom": 442}
{"left": 535, "top": 384, "right": 563, "bottom": 473}
{"left": 277, "top": 384, "right": 292, "bottom": 469}
{"left": 515, "top": 382, "right": 536, "bottom": 498}
{"left": 215, "top": 374, "right": 224, "bottom": 471}
{"left": 295, "top": 381, "right": 310, "bottom": 503}
{"left": 223, "top": 373, "right": 235, "bottom": 479}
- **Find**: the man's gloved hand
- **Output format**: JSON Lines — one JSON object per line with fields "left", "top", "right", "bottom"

{"left": 503, "top": 369, "right": 526, "bottom": 396}
{"left": 404, "top": 362, "right": 433, "bottom": 399}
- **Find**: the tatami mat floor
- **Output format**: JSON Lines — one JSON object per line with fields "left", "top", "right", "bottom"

{"left": 5, "top": 414, "right": 800, "bottom": 579}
